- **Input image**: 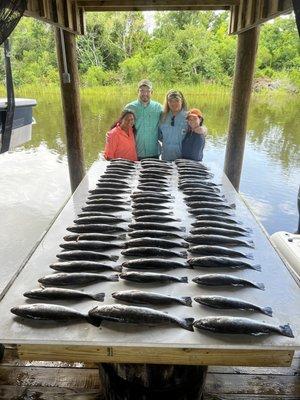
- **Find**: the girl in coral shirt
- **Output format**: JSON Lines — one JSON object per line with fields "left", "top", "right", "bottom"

{"left": 104, "top": 110, "right": 138, "bottom": 161}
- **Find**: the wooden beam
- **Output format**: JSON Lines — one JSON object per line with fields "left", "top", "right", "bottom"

{"left": 292, "top": 0, "right": 300, "bottom": 36}
{"left": 55, "top": 28, "right": 86, "bottom": 192}
{"left": 224, "top": 27, "right": 259, "bottom": 191}
{"left": 77, "top": 0, "right": 239, "bottom": 6}
{"left": 81, "top": 5, "right": 231, "bottom": 11}
{"left": 230, "top": 0, "right": 293, "bottom": 34}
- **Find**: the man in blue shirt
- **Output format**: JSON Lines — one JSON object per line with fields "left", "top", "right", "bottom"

{"left": 125, "top": 80, "right": 162, "bottom": 159}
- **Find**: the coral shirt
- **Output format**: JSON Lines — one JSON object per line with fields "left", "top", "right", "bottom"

{"left": 104, "top": 124, "right": 138, "bottom": 161}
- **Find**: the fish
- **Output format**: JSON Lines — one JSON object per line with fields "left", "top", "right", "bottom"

{"left": 110, "top": 158, "right": 136, "bottom": 165}
{"left": 137, "top": 185, "right": 169, "bottom": 192}
{"left": 74, "top": 216, "right": 128, "bottom": 225}
{"left": 190, "top": 227, "right": 249, "bottom": 237}
{"left": 183, "top": 187, "right": 221, "bottom": 195}
{"left": 139, "top": 178, "right": 169, "bottom": 185}
{"left": 120, "top": 271, "right": 188, "bottom": 284}
{"left": 140, "top": 168, "right": 172, "bottom": 175}
{"left": 96, "top": 182, "right": 130, "bottom": 190}
{"left": 135, "top": 215, "right": 180, "bottom": 223}
{"left": 186, "top": 234, "right": 254, "bottom": 248}
{"left": 122, "top": 258, "right": 189, "bottom": 270}
{"left": 136, "top": 173, "right": 169, "bottom": 180}
{"left": 60, "top": 240, "right": 124, "bottom": 251}
{"left": 179, "top": 181, "right": 221, "bottom": 190}
{"left": 193, "top": 215, "right": 241, "bottom": 224}
{"left": 88, "top": 194, "right": 124, "bottom": 200}
{"left": 128, "top": 230, "right": 185, "bottom": 239}
{"left": 82, "top": 204, "right": 130, "bottom": 213}
{"left": 99, "top": 173, "right": 131, "bottom": 180}
{"left": 50, "top": 260, "right": 122, "bottom": 273}
{"left": 38, "top": 272, "right": 119, "bottom": 286}
{"left": 188, "top": 208, "right": 233, "bottom": 216}
{"left": 193, "top": 316, "right": 293, "bottom": 337}
{"left": 56, "top": 250, "right": 118, "bottom": 262}
{"left": 131, "top": 191, "right": 173, "bottom": 200}
{"left": 63, "top": 233, "right": 126, "bottom": 242}
{"left": 132, "top": 203, "right": 171, "bottom": 210}
{"left": 186, "top": 201, "right": 233, "bottom": 210}
{"left": 67, "top": 224, "right": 127, "bottom": 233}
{"left": 89, "top": 188, "right": 130, "bottom": 195}
{"left": 112, "top": 290, "right": 192, "bottom": 307}
{"left": 97, "top": 179, "right": 130, "bottom": 188}
{"left": 121, "top": 247, "right": 187, "bottom": 258}
{"left": 128, "top": 222, "right": 185, "bottom": 232}
{"left": 11, "top": 304, "right": 100, "bottom": 326}
{"left": 125, "top": 237, "right": 188, "bottom": 249}
{"left": 133, "top": 197, "right": 173, "bottom": 204}
{"left": 106, "top": 164, "right": 135, "bottom": 171}
{"left": 23, "top": 287, "right": 105, "bottom": 302}
{"left": 194, "top": 295, "right": 272, "bottom": 316}
{"left": 191, "top": 220, "right": 251, "bottom": 233}
{"left": 102, "top": 168, "right": 133, "bottom": 175}
{"left": 192, "top": 274, "right": 265, "bottom": 290}
{"left": 88, "top": 304, "right": 194, "bottom": 331}
{"left": 137, "top": 181, "right": 169, "bottom": 188}
{"left": 86, "top": 199, "right": 130, "bottom": 206}
{"left": 141, "top": 163, "right": 173, "bottom": 171}
{"left": 187, "top": 256, "right": 260, "bottom": 270}
{"left": 188, "top": 245, "right": 253, "bottom": 259}
{"left": 132, "top": 209, "right": 173, "bottom": 217}
{"left": 184, "top": 194, "right": 226, "bottom": 202}
{"left": 178, "top": 171, "right": 213, "bottom": 177}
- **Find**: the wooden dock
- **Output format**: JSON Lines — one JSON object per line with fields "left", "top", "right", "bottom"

{"left": 0, "top": 347, "right": 299, "bottom": 399}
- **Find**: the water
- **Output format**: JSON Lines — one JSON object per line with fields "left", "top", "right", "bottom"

{"left": 0, "top": 85, "right": 299, "bottom": 291}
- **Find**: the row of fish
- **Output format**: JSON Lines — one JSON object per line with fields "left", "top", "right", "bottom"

{"left": 10, "top": 158, "right": 294, "bottom": 338}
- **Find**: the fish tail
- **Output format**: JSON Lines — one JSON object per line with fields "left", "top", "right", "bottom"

{"left": 261, "top": 306, "right": 273, "bottom": 317}
{"left": 255, "top": 282, "right": 265, "bottom": 291}
{"left": 181, "top": 296, "right": 192, "bottom": 307}
{"left": 108, "top": 274, "right": 119, "bottom": 282}
{"left": 180, "top": 276, "right": 188, "bottom": 283}
{"left": 86, "top": 315, "right": 102, "bottom": 327}
{"left": 181, "top": 242, "right": 189, "bottom": 248}
{"left": 179, "top": 227, "right": 186, "bottom": 232}
{"left": 110, "top": 255, "right": 119, "bottom": 262}
{"left": 245, "top": 253, "right": 254, "bottom": 259}
{"left": 118, "top": 234, "right": 126, "bottom": 240}
{"left": 179, "top": 317, "right": 194, "bottom": 331}
{"left": 92, "top": 293, "right": 105, "bottom": 302}
{"left": 279, "top": 324, "right": 294, "bottom": 338}
{"left": 180, "top": 251, "right": 187, "bottom": 258}
{"left": 113, "top": 265, "right": 122, "bottom": 272}
{"left": 251, "top": 264, "right": 261, "bottom": 271}
{"left": 229, "top": 203, "right": 236, "bottom": 209}
{"left": 247, "top": 241, "right": 255, "bottom": 248}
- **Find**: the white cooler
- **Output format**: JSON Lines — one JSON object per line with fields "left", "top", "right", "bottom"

{"left": 0, "top": 98, "right": 37, "bottom": 152}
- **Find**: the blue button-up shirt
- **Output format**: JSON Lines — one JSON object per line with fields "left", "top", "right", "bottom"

{"left": 158, "top": 110, "right": 188, "bottom": 161}
{"left": 125, "top": 100, "right": 163, "bottom": 159}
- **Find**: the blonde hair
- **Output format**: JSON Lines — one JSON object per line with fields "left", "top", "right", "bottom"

{"left": 162, "top": 90, "right": 188, "bottom": 121}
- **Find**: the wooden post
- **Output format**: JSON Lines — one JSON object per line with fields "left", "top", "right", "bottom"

{"left": 98, "top": 363, "right": 208, "bottom": 400}
{"left": 223, "top": 27, "right": 259, "bottom": 191}
{"left": 55, "top": 28, "right": 85, "bottom": 192}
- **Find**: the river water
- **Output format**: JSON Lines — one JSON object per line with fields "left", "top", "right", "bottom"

{"left": 0, "top": 85, "right": 299, "bottom": 288}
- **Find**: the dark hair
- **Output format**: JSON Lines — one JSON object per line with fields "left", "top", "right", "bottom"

{"left": 110, "top": 110, "right": 136, "bottom": 135}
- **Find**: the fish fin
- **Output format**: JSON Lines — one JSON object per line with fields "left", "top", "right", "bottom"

{"left": 179, "top": 227, "right": 186, "bottom": 232}
{"left": 180, "top": 251, "right": 187, "bottom": 258}
{"left": 180, "top": 276, "right": 188, "bottom": 283}
{"left": 251, "top": 264, "right": 261, "bottom": 271}
{"left": 255, "top": 282, "right": 265, "bottom": 291}
{"left": 92, "top": 293, "right": 105, "bottom": 302}
{"left": 86, "top": 315, "right": 102, "bottom": 327}
{"left": 108, "top": 274, "right": 119, "bottom": 282}
{"left": 279, "top": 324, "right": 294, "bottom": 338}
{"left": 245, "top": 253, "right": 254, "bottom": 260}
{"left": 181, "top": 296, "right": 192, "bottom": 307}
{"left": 261, "top": 307, "right": 273, "bottom": 317}
{"left": 110, "top": 255, "right": 119, "bottom": 262}
{"left": 179, "top": 317, "right": 194, "bottom": 331}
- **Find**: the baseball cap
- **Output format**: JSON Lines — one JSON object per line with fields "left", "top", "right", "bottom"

{"left": 187, "top": 108, "right": 203, "bottom": 118}
{"left": 167, "top": 90, "right": 183, "bottom": 101}
{"left": 138, "top": 79, "right": 153, "bottom": 90}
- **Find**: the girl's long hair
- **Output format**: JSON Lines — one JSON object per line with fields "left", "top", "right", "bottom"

{"left": 110, "top": 110, "right": 137, "bottom": 135}
{"left": 161, "top": 90, "right": 188, "bottom": 122}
